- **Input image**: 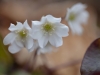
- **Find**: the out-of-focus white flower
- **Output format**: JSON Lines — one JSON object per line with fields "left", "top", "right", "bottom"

{"left": 32, "top": 15, "right": 69, "bottom": 49}
{"left": 3, "top": 20, "right": 35, "bottom": 53}
{"left": 37, "top": 43, "right": 53, "bottom": 54}
{"left": 65, "top": 3, "right": 89, "bottom": 35}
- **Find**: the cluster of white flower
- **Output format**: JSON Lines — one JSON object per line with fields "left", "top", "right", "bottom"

{"left": 3, "top": 15, "right": 69, "bottom": 54}
{"left": 3, "top": 3, "right": 89, "bottom": 54}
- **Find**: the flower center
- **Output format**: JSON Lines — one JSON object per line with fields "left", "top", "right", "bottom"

{"left": 43, "top": 23, "right": 53, "bottom": 32}
{"left": 69, "top": 13, "right": 75, "bottom": 21}
{"left": 18, "top": 30, "right": 27, "bottom": 38}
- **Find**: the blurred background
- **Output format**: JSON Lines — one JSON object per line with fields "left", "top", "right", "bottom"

{"left": 0, "top": 0, "right": 100, "bottom": 75}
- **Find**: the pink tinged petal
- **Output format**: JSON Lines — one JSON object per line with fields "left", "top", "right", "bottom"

{"left": 49, "top": 34, "right": 63, "bottom": 47}
{"left": 38, "top": 34, "right": 49, "bottom": 48}
{"left": 8, "top": 42, "right": 21, "bottom": 54}
{"left": 75, "top": 11, "right": 89, "bottom": 24}
{"left": 3, "top": 33, "right": 17, "bottom": 45}
{"left": 23, "top": 20, "right": 31, "bottom": 30}
{"left": 46, "top": 15, "right": 61, "bottom": 23}
{"left": 15, "top": 39, "right": 24, "bottom": 48}
{"left": 25, "top": 36, "right": 34, "bottom": 49}
{"left": 8, "top": 23, "right": 17, "bottom": 31}
{"left": 55, "top": 23, "right": 69, "bottom": 37}
{"left": 71, "top": 3, "right": 87, "bottom": 14}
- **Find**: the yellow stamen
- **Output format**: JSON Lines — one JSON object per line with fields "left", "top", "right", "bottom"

{"left": 69, "top": 13, "right": 75, "bottom": 21}
{"left": 19, "top": 30, "right": 27, "bottom": 38}
{"left": 43, "top": 23, "right": 53, "bottom": 32}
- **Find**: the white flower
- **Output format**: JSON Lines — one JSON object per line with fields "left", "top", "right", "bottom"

{"left": 3, "top": 20, "right": 35, "bottom": 53}
{"left": 37, "top": 43, "right": 53, "bottom": 54}
{"left": 65, "top": 3, "right": 89, "bottom": 35}
{"left": 32, "top": 15, "right": 69, "bottom": 49}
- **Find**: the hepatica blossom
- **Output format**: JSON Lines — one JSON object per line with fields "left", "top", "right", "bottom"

{"left": 3, "top": 15, "right": 69, "bottom": 54}
{"left": 32, "top": 15, "right": 69, "bottom": 51}
{"left": 3, "top": 20, "right": 35, "bottom": 53}
{"left": 37, "top": 43, "right": 53, "bottom": 54}
{"left": 65, "top": 3, "right": 89, "bottom": 35}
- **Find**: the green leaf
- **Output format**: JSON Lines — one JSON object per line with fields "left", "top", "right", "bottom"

{"left": 0, "top": 62, "right": 7, "bottom": 74}
{"left": 11, "top": 70, "right": 31, "bottom": 75}
{"left": 0, "top": 34, "right": 13, "bottom": 64}
{"left": 32, "top": 69, "right": 44, "bottom": 75}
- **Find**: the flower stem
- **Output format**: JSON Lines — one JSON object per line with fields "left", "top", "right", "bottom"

{"left": 24, "top": 47, "right": 39, "bottom": 72}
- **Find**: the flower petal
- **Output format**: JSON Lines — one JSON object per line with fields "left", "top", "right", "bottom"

{"left": 8, "top": 42, "right": 21, "bottom": 54}
{"left": 25, "top": 36, "right": 34, "bottom": 49}
{"left": 15, "top": 39, "right": 24, "bottom": 48}
{"left": 32, "top": 26, "right": 49, "bottom": 48}
{"left": 65, "top": 8, "right": 71, "bottom": 21}
{"left": 8, "top": 23, "right": 17, "bottom": 31}
{"left": 71, "top": 3, "right": 87, "bottom": 14}
{"left": 68, "top": 22, "right": 76, "bottom": 34}
{"left": 68, "top": 21, "right": 83, "bottom": 35}
{"left": 38, "top": 43, "right": 53, "bottom": 54}
{"left": 32, "top": 21, "right": 42, "bottom": 37}
{"left": 75, "top": 11, "right": 89, "bottom": 24}
{"left": 23, "top": 20, "right": 31, "bottom": 30}
{"left": 32, "top": 21, "right": 42, "bottom": 26}
{"left": 55, "top": 23, "right": 69, "bottom": 37}
{"left": 28, "top": 41, "right": 39, "bottom": 52}
{"left": 46, "top": 15, "right": 61, "bottom": 23}
{"left": 31, "top": 29, "right": 43, "bottom": 39}
{"left": 16, "top": 22, "right": 23, "bottom": 30}
{"left": 32, "top": 22, "right": 41, "bottom": 32}
{"left": 38, "top": 34, "right": 49, "bottom": 48}
{"left": 3, "top": 33, "right": 17, "bottom": 45}
{"left": 49, "top": 34, "right": 63, "bottom": 47}
{"left": 40, "top": 16, "right": 47, "bottom": 24}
